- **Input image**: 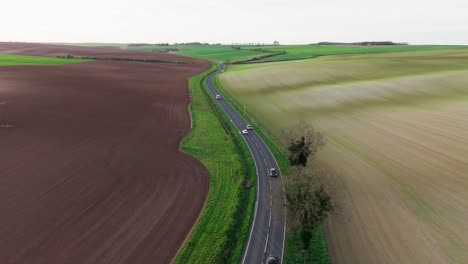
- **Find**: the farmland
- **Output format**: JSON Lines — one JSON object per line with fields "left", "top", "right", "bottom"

{"left": 241, "top": 44, "right": 468, "bottom": 61}
{"left": 127, "top": 43, "right": 468, "bottom": 63}
{"left": 0, "top": 44, "right": 212, "bottom": 264}
{"left": 128, "top": 44, "right": 272, "bottom": 62}
{"left": 219, "top": 49, "right": 468, "bottom": 263}
{"left": 0, "top": 54, "right": 88, "bottom": 66}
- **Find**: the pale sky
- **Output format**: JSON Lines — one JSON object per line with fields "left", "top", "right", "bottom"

{"left": 1, "top": 0, "right": 468, "bottom": 45}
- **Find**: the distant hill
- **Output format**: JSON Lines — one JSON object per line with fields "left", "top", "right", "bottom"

{"left": 315, "top": 41, "right": 408, "bottom": 46}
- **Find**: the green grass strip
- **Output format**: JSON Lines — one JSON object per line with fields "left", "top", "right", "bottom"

{"left": 0, "top": 54, "right": 89, "bottom": 66}
{"left": 175, "top": 65, "right": 255, "bottom": 263}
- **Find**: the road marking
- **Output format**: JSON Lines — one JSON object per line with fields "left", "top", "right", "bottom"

{"left": 269, "top": 210, "right": 272, "bottom": 227}
{"left": 263, "top": 159, "right": 268, "bottom": 166}
{"left": 264, "top": 233, "right": 269, "bottom": 253}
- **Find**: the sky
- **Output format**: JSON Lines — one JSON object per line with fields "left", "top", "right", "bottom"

{"left": 1, "top": 0, "right": 468, "bottom": 45}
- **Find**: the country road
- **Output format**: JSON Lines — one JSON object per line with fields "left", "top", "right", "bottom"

{"left": 205, "top": 64, "right": 286, "bottom": 264}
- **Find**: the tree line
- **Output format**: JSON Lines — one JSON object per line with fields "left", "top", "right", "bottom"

{"left": 283, "top": 122, "right": 333, "bottom": 253}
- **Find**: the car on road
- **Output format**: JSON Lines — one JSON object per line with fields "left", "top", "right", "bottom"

{"left": 246, "top": 124, "right": 253, "bottom": 130}
{"left": 215, "top": 94, "right": 222, "bottom": 100}
{"left": 266, "top": 256, "right": 279, "bottom": 264}
{"left": 241, "top": 129, "right": 249, "bottom": 135}
{"left": 270, "top": 168, "right": 278, "bottom": 177}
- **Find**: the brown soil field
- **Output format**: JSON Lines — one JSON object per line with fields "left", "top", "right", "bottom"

{"left": 0, "top": 42, "right": 206, "bottom": 63}
{"left": 0, "top": 50, "right": 211, "bottom": 263}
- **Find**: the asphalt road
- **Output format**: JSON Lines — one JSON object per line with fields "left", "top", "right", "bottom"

{"left": 205, "top": 64, "right": 286, "bottom": 264}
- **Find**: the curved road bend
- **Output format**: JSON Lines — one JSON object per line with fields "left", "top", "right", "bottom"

{"left": 205, "top": 64, "right": 286, "bottom": 264}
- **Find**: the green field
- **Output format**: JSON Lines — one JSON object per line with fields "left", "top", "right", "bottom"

{"left": 128, "top": 43, "right": 468, "bottom": 63}
{"left": 0, "top": 54, "right": 89, "bottom": 66}
{"left": 176, "top": 66, "right": 255, "bottom": 263}
{"left": 128, "top": 45, "right": 272, "bottom": 62}
{"left": 219, "top": 49, "right": 468, "bottom": 263}
{"left": 242, "top": 44, "right": 468, "bottom": 61}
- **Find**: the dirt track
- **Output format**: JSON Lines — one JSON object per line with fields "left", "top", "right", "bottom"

{"left": 0, "top": 44, "right": 211, "bottom": 264}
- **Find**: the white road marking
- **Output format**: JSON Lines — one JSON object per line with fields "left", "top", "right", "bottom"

{"left": 268, "top": 210, "right": 272, "bottom": 227}
{"left": 264, "top": 233, "right": 269, "bottom": 253}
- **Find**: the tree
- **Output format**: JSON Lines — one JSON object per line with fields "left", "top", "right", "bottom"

{"left": 288, "top": 136, "right": 311, "bottom": 167}
{"left": 273, "top": 41, "right": 280, "bottom": 45}
{"left": 284, "top": 122, "right": 326, "bottom": 168}
{"left": 285, "top": 169, "right": 333, "bottom": 251}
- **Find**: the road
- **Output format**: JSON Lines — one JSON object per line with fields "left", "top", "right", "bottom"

{"left": 205, "top": 64, "right": 286, "bottom": 264}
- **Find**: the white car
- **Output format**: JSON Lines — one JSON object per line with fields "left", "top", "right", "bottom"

{"left": 246, "top": 125, "right": 253, "bottom": 130}
{"left": 241, "top": 129, "right": 249, "bottom": 135}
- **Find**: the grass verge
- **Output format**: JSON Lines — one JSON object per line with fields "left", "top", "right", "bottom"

{"left": 213, "top": 70, "right": 331, "bottom": 264}
{"left": 175, "top": 65, "right": 255, "bottom": 263}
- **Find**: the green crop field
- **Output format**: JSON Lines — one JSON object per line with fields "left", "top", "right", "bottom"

{"left": 0, "top": 54, "right": 89, "bottom": 66}
{"left": 128, "top": 45, "right": 272, "bottom": 62}
{"left": 219, "top": 49, "right": 468, "bottom": 263}
{"left": 128, "top": 43, "right": 468, "bottom": 63}
{"left": 242, "top": 44, "right": 468, "bottom": 61}
{"left": 176, "top": 66, "right": 255, "bottom": 263}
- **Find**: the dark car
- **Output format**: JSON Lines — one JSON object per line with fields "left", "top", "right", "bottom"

{"left": 266, "top": 256, "right": 279, "bottom": 264}
{"left": 270, "top": 168, "right": 278, "bottom": 177}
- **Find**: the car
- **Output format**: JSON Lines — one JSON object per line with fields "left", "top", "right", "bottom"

{"left": 246, "top": 124, "right": 253, "bottom": 130}
{"left": 270, "top": 168, "right": 278, "bottom": 177}
{"left": 241, "top": 129, "right": 249, "bottom": 135}
{"left": 266, "top": 256, "right": 279, "bottom": 264}
{"left": 215, "top": 94, "right": 222, "bottom": 100}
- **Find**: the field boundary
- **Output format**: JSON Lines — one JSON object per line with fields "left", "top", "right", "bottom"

{"left": 173, "top": 65, "right": 218, "bottom": 264}
{"left": 200, "top": 67, "right": 257, "bottom": 263}
{"left": 175, "top": 64, "right": 256, "bottom": 263}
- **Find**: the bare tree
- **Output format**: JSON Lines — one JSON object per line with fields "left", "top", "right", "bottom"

{"left": 283, "top": 122, "right": 327, "bottom": 168}
{"left": 285, "top": 168, "right": 333, "bottom": 251}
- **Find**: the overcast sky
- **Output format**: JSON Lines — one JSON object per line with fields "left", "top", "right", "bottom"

{"left": 1, "top": 0, "right": 467, "bottom": 44}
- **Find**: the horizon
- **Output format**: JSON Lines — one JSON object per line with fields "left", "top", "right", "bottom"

{"left": 3, "top": 41, "right": 467, "bottom": 46}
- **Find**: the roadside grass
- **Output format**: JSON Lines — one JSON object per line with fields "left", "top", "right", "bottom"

{"left": 176, "top": 65, "right": 255, "bottom": 263}
{"left": 128, "top": 45, "right": 272, "bottom": 62}
{"left": 213, "top": 73, "right": 331, "bottom": 264}
{"left": 0, "top": 54, "right": 89, "bottom": 66}
{"left": 242, "top": 44, "right": 468, "bottom": 62}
